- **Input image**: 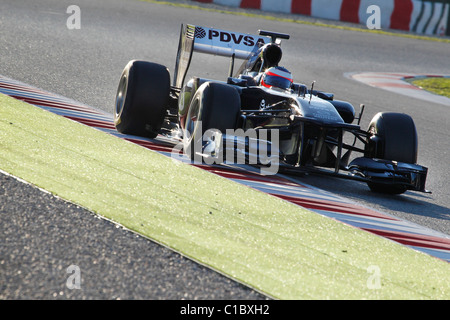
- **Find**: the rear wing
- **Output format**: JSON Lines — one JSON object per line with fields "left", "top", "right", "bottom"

{"left": 173, "top": 24, "right": 271, "bottom": 88}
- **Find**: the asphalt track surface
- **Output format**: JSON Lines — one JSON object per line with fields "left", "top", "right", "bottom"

{"left": 1, "top": 0, "right": 449, "bottom": 300}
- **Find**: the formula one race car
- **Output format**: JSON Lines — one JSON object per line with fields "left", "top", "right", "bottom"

{"left": 114, "top": 24, "right": 429, "bottom": 194}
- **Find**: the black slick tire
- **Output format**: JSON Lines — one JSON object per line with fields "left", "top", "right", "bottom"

{"left": 114, "top": 60, "right": 170, "bottom": 138}
{"left": 366, "top": 112, "right": 418, "bottom": 194}
{"left": 183, "top": 82, "right": 241, "bottom": 160}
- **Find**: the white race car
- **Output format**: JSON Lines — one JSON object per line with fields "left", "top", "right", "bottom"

{"left": 114, "top": 24, "right": 429, "bottom": 194}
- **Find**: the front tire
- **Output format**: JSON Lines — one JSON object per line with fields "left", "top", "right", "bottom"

{"left": 365, "top": 112, "right": 418, "bottom": 194}
{"left": 114, "top": 60, "right": 170, "bottom": 138}
{"left": 183, "top": 82, "right": 241, "bottom": 160}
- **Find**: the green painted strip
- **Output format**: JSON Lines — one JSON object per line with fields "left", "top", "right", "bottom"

{"left": 0, "top": 93, "right": 449, "bottom": 299}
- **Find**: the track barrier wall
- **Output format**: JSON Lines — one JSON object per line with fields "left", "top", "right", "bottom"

{"left": 192, "top": 0, "right": 450, "bottom": 36}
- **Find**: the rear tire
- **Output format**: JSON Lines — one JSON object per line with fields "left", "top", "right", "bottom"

{"left": 183, "top": 82, "right": 241, "bottom": 160}
{"left": 114, "top": 60, "right": 170, "bottom": 138}
{"left": 365, "top": 112, "right": 418, "bottom": 194}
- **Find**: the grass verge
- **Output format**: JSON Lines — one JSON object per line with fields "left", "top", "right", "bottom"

{"left": 0, "top": 93, "right": 449, "bottom": 299}
{"left": 410, "top": 77, "right": 450, "bottom": 99}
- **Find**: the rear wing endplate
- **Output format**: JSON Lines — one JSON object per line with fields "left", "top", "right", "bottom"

{"left": 173, "top": 24, "right": 271, "bottom": 88}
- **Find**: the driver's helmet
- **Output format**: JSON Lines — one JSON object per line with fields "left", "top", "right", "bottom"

{"left": 260, "top": 66, "right": 293, "bottom": 90}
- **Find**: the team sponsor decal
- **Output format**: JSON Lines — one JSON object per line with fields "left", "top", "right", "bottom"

{"left": 195, "top": 26, "right": 267, "bottom": 47}
{"left": 193, "top": 26, "right": 269, "bottom": 59}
